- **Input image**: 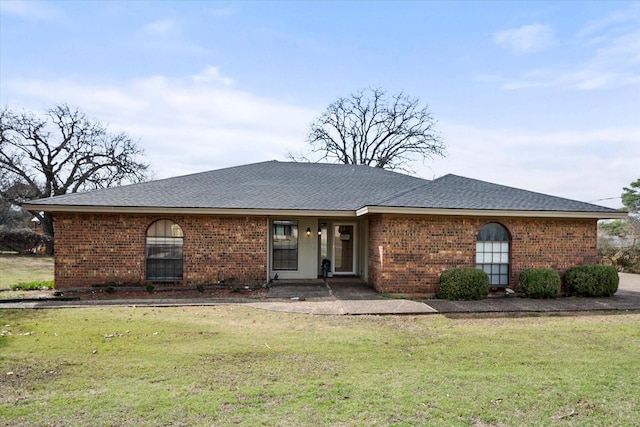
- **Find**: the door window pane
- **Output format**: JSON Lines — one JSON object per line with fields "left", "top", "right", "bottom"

{"left": 334, "top": 225, "right": 354, "bottom": 273}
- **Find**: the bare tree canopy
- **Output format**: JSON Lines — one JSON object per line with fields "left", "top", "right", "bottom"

{"left": 295, "top": 88, "right": 445, "bottom": 171}
{"left": 0, "top": 104, "right": 150, "bottom": 237}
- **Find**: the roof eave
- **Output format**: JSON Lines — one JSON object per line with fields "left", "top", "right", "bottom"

{"left": 356, "top": 206, "right": 627, "bottom": 220}
{"left": 20, "top": 203, "right": 357, "bottom": 218}
{"left": 22, "top": 203, "right": 627, "bottom": 220}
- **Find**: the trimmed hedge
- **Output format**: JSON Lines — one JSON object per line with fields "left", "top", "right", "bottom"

{"left": 437, "top": 268, "right": 490, "bottom": 300}
{"left": 519, "top": 268, "right": 561, "bottom": 299}
{"left": 565, "top": 265, "right": 619, "bottom": 297}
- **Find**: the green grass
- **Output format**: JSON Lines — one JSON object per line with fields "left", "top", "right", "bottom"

{"left": 1, "top": 307, "right": 639, "bottom": 426}
{"left": 0, "top": 254, "right": 53, "bottom": 288}
{"left": 9, "top": 280, "right": 54, "bottom": 291}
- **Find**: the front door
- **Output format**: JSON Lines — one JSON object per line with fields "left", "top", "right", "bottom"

{"left": 333, "top": 224, "right": 356, "bottom": 275}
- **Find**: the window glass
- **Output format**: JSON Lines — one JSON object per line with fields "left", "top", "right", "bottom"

{"left": 477, "top": 223, "right": 510, "bottom": 242}
{"left": 476, "top": 222, "right": 510, "bottom": 287}
{"left": 146, "top": 220, "right": 183, "bottom": 280}
{"left": 273, "top": 220, "right": 298, "bottom": 270}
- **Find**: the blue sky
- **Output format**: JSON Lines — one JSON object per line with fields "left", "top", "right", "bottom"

{"left": 1, "top": 0, "right": 638, "bottom": 209}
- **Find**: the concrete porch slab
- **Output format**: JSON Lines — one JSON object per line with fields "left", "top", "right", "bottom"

{"left": 258, "top": 277, "right": 436, "bottom": 314}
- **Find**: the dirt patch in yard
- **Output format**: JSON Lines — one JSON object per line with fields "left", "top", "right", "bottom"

{"left": 0, "top": 288, "right": 56, "bottom": 300}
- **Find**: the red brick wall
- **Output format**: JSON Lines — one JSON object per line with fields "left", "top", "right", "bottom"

{"left": 367, "top": 214, "right": 597, "bottom": 296}
{"left": 182, "top": 216, "right": 267, "bottom": 286}
{"left": 53, "top": 212, "right": 597, "bottom": 294}
{"left": 53, "top": 213, "right": 268, "bottom": 289}
{"left": 367, "top": 215, "right": 384, "bottom": 292}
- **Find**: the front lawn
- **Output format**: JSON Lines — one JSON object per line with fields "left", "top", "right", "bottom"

{"left": 1, "top": 307, "right": 639, "bottom": 426}
{"left": 0, "top": 254, "right": 53, "bottom": 288}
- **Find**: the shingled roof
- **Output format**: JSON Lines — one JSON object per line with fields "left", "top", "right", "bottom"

{"left": 23, "top": 160, "right": 624, "bottom": 218}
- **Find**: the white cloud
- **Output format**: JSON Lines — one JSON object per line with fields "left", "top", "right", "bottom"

{"left": 577, "top": 2, "right": 640, "bottom": 40}
{"left": 497, "top": 3, "right": 640, "bottom": 91}
{"left": 190, "top": 66, "right": 235, "bottom": 86}
{"left": 143, "top": 19, "right": 177, "bottom": 35}
{"left": 1, "top": 68, "right": 317, "bottom": 179}
{"left": 500, "top": 69, "right": 551, "bottom": 90}
{"left": 0, "top": 0, "right": 58, "bottom": 20}
{"left": 423, "top": 121, "right": 640, "bottom": 209}
{"left": 493, "top": 24, "right": 556, "bottom": 53}
{"left": 132, "top": 17, "right": 209, "bottom": 56}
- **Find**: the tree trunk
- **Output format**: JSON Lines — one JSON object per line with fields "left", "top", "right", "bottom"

{"left": 42, "top": 212, "right": 55, "bottom": 255}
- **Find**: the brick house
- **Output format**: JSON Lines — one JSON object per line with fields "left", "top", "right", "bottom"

{"left": 23, "top": 161, "right": 625, "bottom": 296}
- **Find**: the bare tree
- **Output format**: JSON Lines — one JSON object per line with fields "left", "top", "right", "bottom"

{"left": 0, "top": 104, "right": 150, "bottom": 238}
{"left": 0, "top": 179, "right": 34, "bottom": 230}
{"left": 293, "top": 88, "right": 445, "bottom": 171}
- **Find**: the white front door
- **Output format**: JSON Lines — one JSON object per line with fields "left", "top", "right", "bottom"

{"left": 332, "top": 224, "right": 356, "bottom": 275}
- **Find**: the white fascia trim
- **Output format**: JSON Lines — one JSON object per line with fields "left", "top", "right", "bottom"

{"left": 356, "top": 206, "right": 627, "bottom": 220}
{"left": 21, "top": 204, "right": 357, "bottom": 218}
{"left": 23, "top": 203, "right": 626, "bottom": 220}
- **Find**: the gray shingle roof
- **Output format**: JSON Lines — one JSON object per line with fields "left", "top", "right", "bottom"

{"left": 380, "top": 174, "right": 616, "bottom": 213}
{"left": 24, "top": 160, "right": 621, "bottom": 215}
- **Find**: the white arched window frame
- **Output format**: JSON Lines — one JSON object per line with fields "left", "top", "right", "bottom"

{"left": 476, "top": 222, "right": 510, "bottom": 287}
{"left": 146, "top": 219, "right": 184, "bottom": 280}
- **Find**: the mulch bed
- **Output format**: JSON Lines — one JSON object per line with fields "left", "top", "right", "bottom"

{"left": 67, "top": 287, "right": 268, "bottom": 300}
{"left": 1, "top": 287, "right": 267, "bottom": 301}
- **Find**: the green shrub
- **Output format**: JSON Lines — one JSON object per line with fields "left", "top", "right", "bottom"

{"left": 519, "top": 268, "right": 561, "bottom": 298}
{"left": 10, "top": 280, "right": 54, "bottom": 291}
{"left": 565, "top": 265, "right": 619, "bottom": 297}
{"left": 146, "top": 284, "right": 155, "bottom": 293}
{"left": 437, "top": 268, "right": 490, "bottom": 300}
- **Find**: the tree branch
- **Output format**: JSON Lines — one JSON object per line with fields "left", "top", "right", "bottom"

{"left": 0, "top": 104, "right": 150, "bottom": 238}
{"left": 304, "top": 88, "right": 445, "bottom": 172}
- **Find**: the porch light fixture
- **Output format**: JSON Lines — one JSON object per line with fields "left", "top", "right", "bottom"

{"left": 306, "top": 227, "right": 311, "bottom": 237}
{"left": 317, "top": 227, "right": 322, "bottom": 236}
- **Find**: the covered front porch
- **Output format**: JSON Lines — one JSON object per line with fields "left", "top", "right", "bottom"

{"left": 265, "top": 276, "right": 374, "bottom": 300}
{"left": 267, "top": 217, "right": 369, "bottom": 282}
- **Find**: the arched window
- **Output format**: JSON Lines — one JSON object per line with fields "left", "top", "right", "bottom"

{"left": 146, "top": 219, "right": 184, "bottom": 280}
{"left": 476, "top": 222, "right": 510, "bottom": 287}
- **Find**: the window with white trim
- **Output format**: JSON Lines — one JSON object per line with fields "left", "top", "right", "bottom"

{"left": 476, "top": 222, "right": 510, "bottom": 286}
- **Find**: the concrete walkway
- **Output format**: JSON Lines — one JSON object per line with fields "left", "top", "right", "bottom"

{"left": 2, "top": 273, "right": 639, "bottom": 315}
{"left": 246, "top": 273, "right": 640, "bottom": 315}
